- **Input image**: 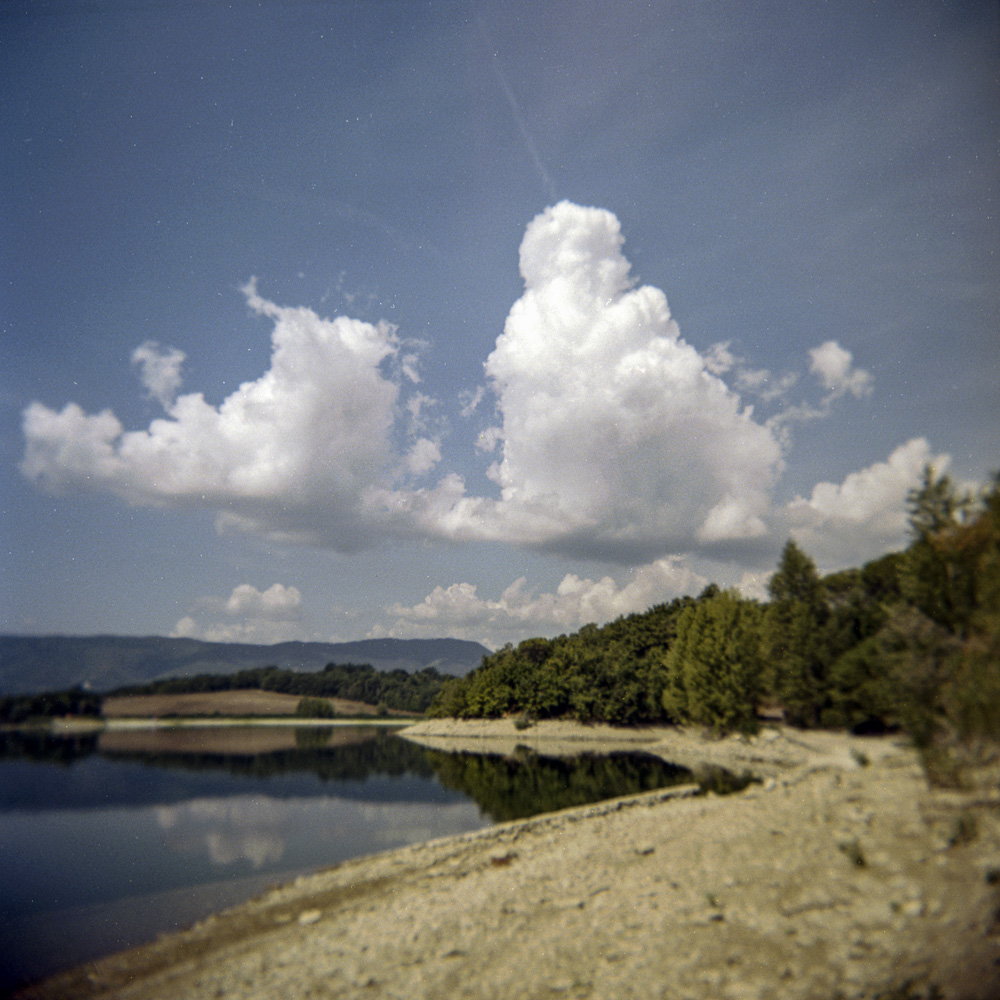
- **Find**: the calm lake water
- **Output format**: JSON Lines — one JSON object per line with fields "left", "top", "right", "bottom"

{"left": 0, "top": 724, "right": 700, "bottom": 992}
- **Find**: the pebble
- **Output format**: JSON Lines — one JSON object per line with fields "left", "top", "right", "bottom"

{"left": 298, "top": 909, "right": 322, "bottom": 926}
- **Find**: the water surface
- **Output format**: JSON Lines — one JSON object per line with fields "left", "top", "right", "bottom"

{"left": 0, "top": 725, "right": 700, "bottom": 991}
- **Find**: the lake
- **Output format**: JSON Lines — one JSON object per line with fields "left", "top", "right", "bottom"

{"left": 0, "top": 724, "right": 704, "bottom": 992}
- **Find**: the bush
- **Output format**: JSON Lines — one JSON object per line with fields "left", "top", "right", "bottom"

{"left": 295, "top": 697, "right": 335, "bottom": 718}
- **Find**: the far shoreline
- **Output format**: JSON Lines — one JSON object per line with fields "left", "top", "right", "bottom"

{"left": 0, "top": 715, "right": 417, "bottom": 735}
{"left": 50, "top": 715, "right": 416, "bottom": 732}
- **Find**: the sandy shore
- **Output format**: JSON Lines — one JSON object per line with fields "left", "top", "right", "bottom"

{"left": 15, "top": 720, "right": 1000, "bottom": 1000}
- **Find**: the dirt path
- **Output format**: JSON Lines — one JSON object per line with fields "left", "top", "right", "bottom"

{"left": 16, "top": 722, "right": 1000, "bottom": 1000}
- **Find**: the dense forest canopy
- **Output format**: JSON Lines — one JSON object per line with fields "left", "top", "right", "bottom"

{"left": 429, "top": 467, "right": 1000, "bottom": 763}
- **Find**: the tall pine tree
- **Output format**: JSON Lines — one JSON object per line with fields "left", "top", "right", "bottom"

{"left": 662, "top": 590, "right": 763, "bottom": 733}
{"left": 764, "top": 540, "right": 829, "bottom": 726}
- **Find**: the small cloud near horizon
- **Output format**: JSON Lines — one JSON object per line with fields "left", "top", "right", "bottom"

{"left": 172, "top": 583, "right": 307, "bottom": 645}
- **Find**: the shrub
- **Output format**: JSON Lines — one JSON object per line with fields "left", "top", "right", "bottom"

{"left": 295, "top": 697, "right": 335, "bottom": 718}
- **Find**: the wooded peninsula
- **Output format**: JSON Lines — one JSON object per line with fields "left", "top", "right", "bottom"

{"left": 427, "top": 466, "right": 999, "bottom": 781}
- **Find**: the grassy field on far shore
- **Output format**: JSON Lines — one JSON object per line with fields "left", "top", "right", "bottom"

{"left": 100, "top": 689, "right": 411, "bottom": 720}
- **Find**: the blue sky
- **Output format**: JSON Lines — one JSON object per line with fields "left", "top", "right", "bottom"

{"left": 2, "top": 0, "right": 997, "bottom": 649}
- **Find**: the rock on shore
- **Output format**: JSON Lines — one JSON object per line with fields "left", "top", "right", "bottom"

{"left": 17, "top": 721, "right": 1000, "bottom": 1000}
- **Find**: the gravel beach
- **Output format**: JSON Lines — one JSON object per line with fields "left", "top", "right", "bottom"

{"left": 15, "top": 721, "right": 1000, "bottom": 1000}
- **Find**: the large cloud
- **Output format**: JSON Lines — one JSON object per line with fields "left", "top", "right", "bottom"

{"left": 425, "top": 201, "right": 784, "bottom": 559}
{"left": 23, "top": 203, "right": 884, "bottom": 568}
{"left": 21, "top": 280, "right": 420, "bottom": 549}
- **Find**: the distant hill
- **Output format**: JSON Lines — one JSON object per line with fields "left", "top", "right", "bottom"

{"left": 0, "top": 635, "right": 491, "bottom": 695}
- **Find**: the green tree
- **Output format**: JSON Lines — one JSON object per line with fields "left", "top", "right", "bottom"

{"left": 662, "top": 590, "right": 763, "bottom": 733}
{"left": 822, "top": 636, "right": 897, "bottom": 732}
{"left": 887, "top": 470, "right": 1000, "bottom": 779}
{"left": 768, "top": 539, "right": 824, "bottom": 605}
{"left": 907, "top": 464, "right": 971, "bottom": 538}
{"left": 763, "top": 540, "right": 829, "bottom": 726}
{"left": 426, "top": 676, "right": 470, "bottom": 718}
{"left": 901, "top": 465, "right": 977, "bottom": 635}
{"left": 817, "top": 552, "right": 904, "bottom": 732}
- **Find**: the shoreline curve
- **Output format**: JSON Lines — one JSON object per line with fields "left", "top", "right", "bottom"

{"left": 14, "top": 720, "right": 1000, "bottom": 1000}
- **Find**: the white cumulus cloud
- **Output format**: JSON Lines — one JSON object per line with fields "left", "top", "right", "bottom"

{"left": 378, "top": 557, "right": 706, "bottom": 648}
{"left": 784, "top": 437, "right": 946, "bottom": 571}
{"left": 171, "top": 582, "right": 306, "bottom": 644}
{"left": 406, "top": 437, "right": 442, "bottom": 476}
{"left": 408, "top": 201, "right": 785, "bottom": 560}
{"left": 702, "top": 341, "right": 800, "bottom": 404}
{"left": 224, "top": 582, "right": 302, "bottom": 617}
{"left": 808, "top": 340, "right": 874, "bottom": 400}
{"left": 21, "top": 280, "right": 423, "bottom": 550}
{"left": 21, "top": 203, "right": 891, "bottom": 575}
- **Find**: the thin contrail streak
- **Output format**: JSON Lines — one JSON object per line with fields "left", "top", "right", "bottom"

{"left": 478, "top": 21, "right": 557, "bottom": 201}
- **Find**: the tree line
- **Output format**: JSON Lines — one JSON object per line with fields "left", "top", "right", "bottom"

{"left": 111, "top": 661, "right": 446, "bottom": 713}
{"left": 0, "top": 687, "right": 102, "bottom": 725}
{"left": 429, "top": 467, "right": 1000, "bottom": 764}
{"left": 1, "top": 662, "right": 448, "bottom": 722}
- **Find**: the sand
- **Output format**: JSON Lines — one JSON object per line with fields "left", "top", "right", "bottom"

{"left": 15, "top": 720, "right": 1000, "bottom": 1000}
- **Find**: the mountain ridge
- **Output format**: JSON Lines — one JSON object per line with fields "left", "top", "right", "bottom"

{"left": 0, "top": 634, "right": 491, "bottom": 695}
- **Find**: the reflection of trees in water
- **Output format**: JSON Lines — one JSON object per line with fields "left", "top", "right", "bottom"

{"left": 102, "top": 730, "right": 439, "bottom": 781}
{"left": 0, "top": 731, "right": 758, "bottom": 818}
{"left": 423, "top": 748, "right": 698, "bottom": 821}
{"left": 424, "top": 749, "right": 759, "bottom": 821}
{"left": 0, "top": 729, "right": 436, "bottom": 781}
{"left": 294, "top": 726, "right": 333, "bottom": 748}
{"left": 0, "top": 729, "right": 100, "bottom": 764}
